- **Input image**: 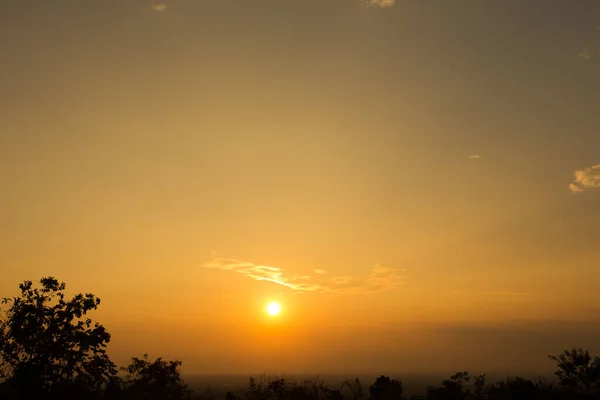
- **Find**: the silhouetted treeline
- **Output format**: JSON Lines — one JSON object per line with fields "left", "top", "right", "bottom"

{"left": 1, "top": 277, "right": 600, "bottom": 400}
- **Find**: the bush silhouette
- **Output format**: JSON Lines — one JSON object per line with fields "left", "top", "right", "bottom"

{"left": 369, "top": 376, "right": 403, "bottom": 400}
{"left": 121, "top": 354, "right": 192, "bottom": 400}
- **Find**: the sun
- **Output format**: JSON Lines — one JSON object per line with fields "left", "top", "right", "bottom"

{"left": 266, "top": 301, "right": 281, "bottom": 316}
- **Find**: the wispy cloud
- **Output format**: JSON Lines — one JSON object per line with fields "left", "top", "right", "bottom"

{"left": 314, "top": 269, "right": 327, "bottom": 274}
{"left": 152, "top": 3, "right": 167, "bottom": 12}
{"left": 452, "top": 290, "right": 539, "bottom": 298}
{"left": 361, "top": 0, "right": 396, "bottom": 8}
{"left": 482, "top": 291, "right": 539, "bottom": 297}
{"left": 468, "top": 155, "right": 481, "bottom": 159}
{"left": 578, "top": 49, "right": 594, "bottom": 60}
{"left": 569, "top": 164, "right": 600, "bottom": 193}
{"left": 204, "top": 256, "right": 404, "bottom": 295}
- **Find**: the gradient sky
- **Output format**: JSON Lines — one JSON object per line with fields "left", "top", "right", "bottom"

{"left": 1, "top": 0, "right": 600, "bottom": 376}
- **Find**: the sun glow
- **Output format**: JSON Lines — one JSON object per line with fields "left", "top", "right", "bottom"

{"left": 266, "top": 301, "right": 281, "bottom": 316}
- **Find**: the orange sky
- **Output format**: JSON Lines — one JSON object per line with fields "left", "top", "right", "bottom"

{"left": 1, "top": 0, "right": 600, "bottom": 375}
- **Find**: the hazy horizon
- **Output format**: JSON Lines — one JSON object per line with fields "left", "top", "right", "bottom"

{"left": 1, "top": 0, "right": 599, "bottom": 377}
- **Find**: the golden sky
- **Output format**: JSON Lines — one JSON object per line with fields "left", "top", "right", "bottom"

{"left": 1, "top": 0, "right": 600, "bottom": 375}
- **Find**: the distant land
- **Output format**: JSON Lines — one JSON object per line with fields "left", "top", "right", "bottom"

{"left": 183, "top": 373, "right": 556, "bottom": 399}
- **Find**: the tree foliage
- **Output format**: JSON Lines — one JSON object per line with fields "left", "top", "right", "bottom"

{"left": 548, "top": 347, "right": 600, "bottom": 396}
{"left": 0, "top": 277, "right": 116, "bottom": 398}
{"left": 121, "top": 354, "right": 192, "bottom": 400}
{"left": 369, "top": 376, "right": 403, "bottom": 400}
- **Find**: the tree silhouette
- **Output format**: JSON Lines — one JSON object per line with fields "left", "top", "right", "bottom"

{"left": 424, "top": 372, "right": 473, "bottom": 400}
{"left": 226, "top": 391, "right": 242, "bottom": 400}
{"left": 241, "top": 376, "right": 342, "bottom": 400}
{"left": 471, "top": 374, "right": 486, "bottom": 399}
{"left": 342, "top": 378, "right": 364, "bottom": 400}
{"left": 548, "top": 347, "right": 600, "bottom": 397}
{"left": 243, "top": 377, "right": 268, "bottom": 400}
{"left": 486, "top": 377, "right": 543, "bottom": 400}
{"left": 122, "top": 354, "right": 192, "bottom": 400}
{"left": 0, "top": 277, "right": 116, "bottom": 399}
{"left": 266, "top": 377, "right": 292, "bottom": 400}
{"left": 369, "top": 376, "right": 403, "bottom": 400}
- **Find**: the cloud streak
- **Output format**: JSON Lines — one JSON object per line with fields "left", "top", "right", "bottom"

{"left": 468, "top": 155, "right": 481, "bottom": 159}
{"left": 204, "top": 256, "right": 404, "bottom": 295}
{"left": 569, "top": 164, "right": 600, "bottom": 193}
{"left": 361, "top": 0, "right": 396, "bottom": 8}
{"left": 152, "top": 3, "right": 167, "bottom": 12}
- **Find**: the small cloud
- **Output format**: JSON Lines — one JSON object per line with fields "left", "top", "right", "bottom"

{"left": 578, "top": 49, "right": 593, "bottom": 59}
{"left": 204, "top": 256, "right": 404, "bottom": 295}
{"left": 569, "top": 183, "right": 584, "bottom": 193}
{"left": 468, "top": 155, "right": 481, "bottom": 159}
{"left": 569, "top": 164, "right": 600, "bottom": 193}
{"left": 361, "top": 0, "right": 396, "bottom": 8}
{"left": 152, "top": 3, "right": 167, "bottom": 12}
{"left": 314, "top": 269, "right": 327, "bottom": 274}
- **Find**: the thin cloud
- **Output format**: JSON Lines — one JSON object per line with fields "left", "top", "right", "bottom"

{"left": 475, "top": 291, "right": 539, "bottom": 298}
{"left": 468, "top": 155, "right": 481, "bottom": 159}
{"left": 578, "top": 49, "right": 593, "bottom": 60}
{"left": 152, "top": 3, "right": 167, "bottom": 12}
{"left": 314, "top": 269, "right": 327, "bottom": 274}
{"left": 569, "top": 164, "right": 600, "bottom": 193}
{"left": 204, "top": 256, "right": 404, "bottom": 295}
{"left": 361, "top": 0, "right": 396, "bottom": 8}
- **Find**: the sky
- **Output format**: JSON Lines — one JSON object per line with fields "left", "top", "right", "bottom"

{"left": 1, "top": 0, "right": 600, "bottom": 376}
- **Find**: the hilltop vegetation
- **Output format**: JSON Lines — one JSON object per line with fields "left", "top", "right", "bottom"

{"left": 1, "top": 277, "right": 599, "bottom": 400}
